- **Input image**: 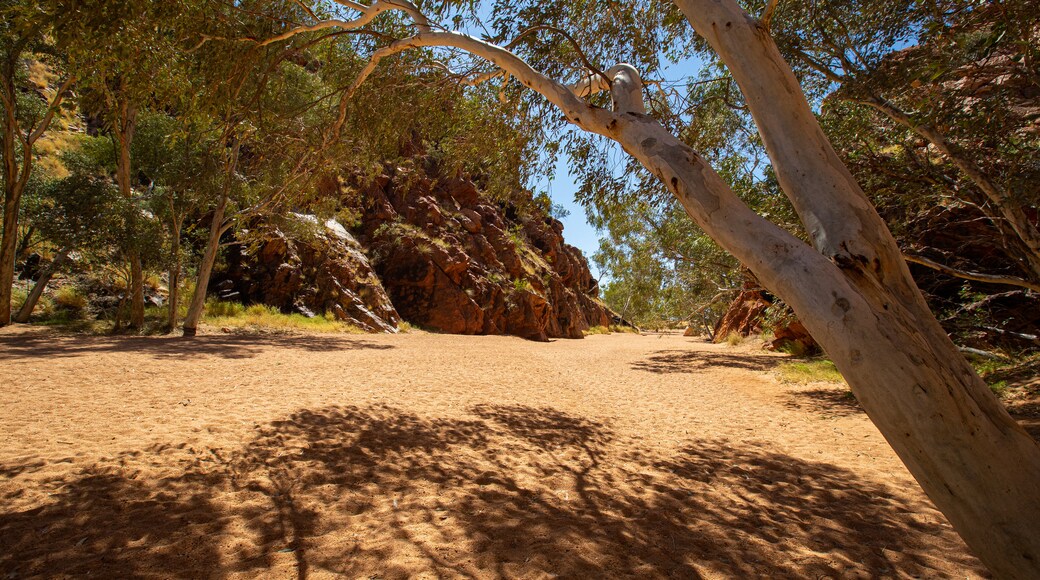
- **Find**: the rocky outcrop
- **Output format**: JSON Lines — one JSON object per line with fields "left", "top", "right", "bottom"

{"left": 712, "top": 275, "right": 819, "bottom": 353}
{"left": 352, "top": 164, "right": 613, "bottom": 340}
{"left": 712, "top": 289, "right": 769, "bottom": 342}
{"left": 216, "top": 162, "right": 615, "bottom": 339}
{"left": 769, "top": 319, "right": 817, "bottom": 355}
{"left": 214, "top": 217, "right": 400, "bottom": 333}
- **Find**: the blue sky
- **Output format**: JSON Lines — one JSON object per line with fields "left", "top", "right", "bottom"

{"left": 534, "top": 156, "right": 605, "bottom": 280}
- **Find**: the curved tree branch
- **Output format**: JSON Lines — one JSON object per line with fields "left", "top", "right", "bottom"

{"left": 506, "top": 24, "right": 607, "bottom": 82}
{"left": 903, "top": 252, "right": 1040, "bottom": 292}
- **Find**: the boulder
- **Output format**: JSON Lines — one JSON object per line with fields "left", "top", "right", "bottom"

{"left": 458, "top": 209, "right": 483, "bottom": 234}
{"left": 713, "top": 289, "right": 770, "bottom": 342}
{"left": 215, "top": 217, "right": 400, "bottom": 333}
{"left": 770, "top": 319, "right": 819, "bottom": 354}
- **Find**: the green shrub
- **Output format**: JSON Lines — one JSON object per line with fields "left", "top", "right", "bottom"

{"left": 775, "top": 339, "right": 811, "bottom": 357}
{"left": 777, "top": 359, "right": 846, "bottom": 384}
{"left": 245, "top": 303, "right": 275, "bottom": 317}
{"left": 487, "top": 272, "right": 506, "bottom": 285}
{"left": 725, "top": 332, "right": 744, "bottom": 346}
{"left": 204, "top": 299, "right": 245, "bottom": 317}
{"left": 609, "top": 324, "right": 639, "bottom": 334}
{"left": 10, "top": 287, "right": 28, "bottom": 311}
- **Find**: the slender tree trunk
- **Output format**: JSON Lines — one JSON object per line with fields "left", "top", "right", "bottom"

{"left": 16, "top": 225, "right": 33, "bottom": 263}
{"left": 167, "top": 228, "right": 181, "bottom": 333}
{"left": 0, "top": 181, "right": 19, "bottom": 327}
{"left": 114, "top": 102, "right": 144, "bottom": 329}
{"left": 182, "top": 195, "right": 228, "bottom": 337}
{"left": 129, "top": 252, "right": 144, "bottom": 327}
{"left": 0, "top": 106, "right": 21, "bottom": 327}
{"left": 13, "top": 249, "right": 69, "bottom": 323}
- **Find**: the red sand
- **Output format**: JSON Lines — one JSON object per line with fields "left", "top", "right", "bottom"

{"left": 0, "top": 326, "right": 987, "bottom": 578}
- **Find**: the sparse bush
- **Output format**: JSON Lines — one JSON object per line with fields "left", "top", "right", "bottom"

{"left": 989, "top": 380, "right": 1009, "bottom": 397}
{"left": 584, "top": 325, "right": 611, "bottom": 335}
{"left": 202, "top": 300, "right": 364, "bottom": 334}
{"left": 609, "top": 324, "right": 638, "bottom": 334}
{"left": 725, "top": 332, "right": 744, "bottom": 346}
{"left": 10, "top": 287, "right": 28, "bottom": 311}
{"left": 53, "top": 286, "right": 88, "bottom": 311}
{"left": 512, "top": 278, "right": 533, "bottom": 293}
{"left": 970, "top": 354, "right": 1038, "bottom": 397}
{"left": 205, "top": 299, "right": 245, "bottom": 317}
{"left": 506, "top": 225, "right": 526, "bottom": 248}
{"left": 245, "top": 303, "right": 274, "bottom": 317}
{"left": 487, "top": 271, "right": 506, "bottom": 285}
{"left": 775, "top": 339, "right": 811, "bottom": 357}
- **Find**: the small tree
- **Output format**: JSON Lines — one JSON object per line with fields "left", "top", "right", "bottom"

{"left": 14, "top": 164, "right": 121, "bottom": 321}
{"left": 133, "top": 112, "right": 214, "bottom": 332}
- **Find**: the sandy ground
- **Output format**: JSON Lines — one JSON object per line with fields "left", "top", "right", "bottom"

{"left": 0, "top": 326, "right": 991, "bottom": 579}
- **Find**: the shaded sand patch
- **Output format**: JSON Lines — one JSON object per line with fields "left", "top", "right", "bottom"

{"left": 0, "top": 327, "right": 987, "bottom": 578}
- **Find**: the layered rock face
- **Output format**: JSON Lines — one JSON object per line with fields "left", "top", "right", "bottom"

{"left": 217, "top": 164, "right": 615, "bottom": 340}
{"left": 215, "top": 217, "right": 401, "bottom": 333}
{"left": 353, "top": 166, "right": 613, "bottom": 340}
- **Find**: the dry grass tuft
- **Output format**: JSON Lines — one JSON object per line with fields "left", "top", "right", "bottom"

{"left": 203, "top": 301, "right": 365, "bottom": 334}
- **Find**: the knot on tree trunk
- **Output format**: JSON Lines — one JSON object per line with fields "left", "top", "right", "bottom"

{"left": 570, "top": 64, "right": 646, "bottom": 115}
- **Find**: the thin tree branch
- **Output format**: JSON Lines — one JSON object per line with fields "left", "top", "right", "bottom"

{"left": 27, "top": 75, "right": 75, "bottom": 145}
{"left": 903, "top": 252, "right": 1040, "bottom": 292}
{"left": 760, "top": 0, "right": 779, "bottom": 32}
{"left": 506, "top": 25, "right": 606, "bottom": 83}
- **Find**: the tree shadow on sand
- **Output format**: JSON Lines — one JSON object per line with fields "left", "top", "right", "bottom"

{"left": 783, "top": 387, "right": 865, "bottom": 418}
{"left": 0, "top": 331, "right": 393, "bottom": 361}
{"left": 0, "top": 404, "right": 984, "bottom": 578}
{"left": 0, "top": 463, "right": 227, "bottom": 578}
{"left": 631, "top": 349, "right": 777, "bottom": 374}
